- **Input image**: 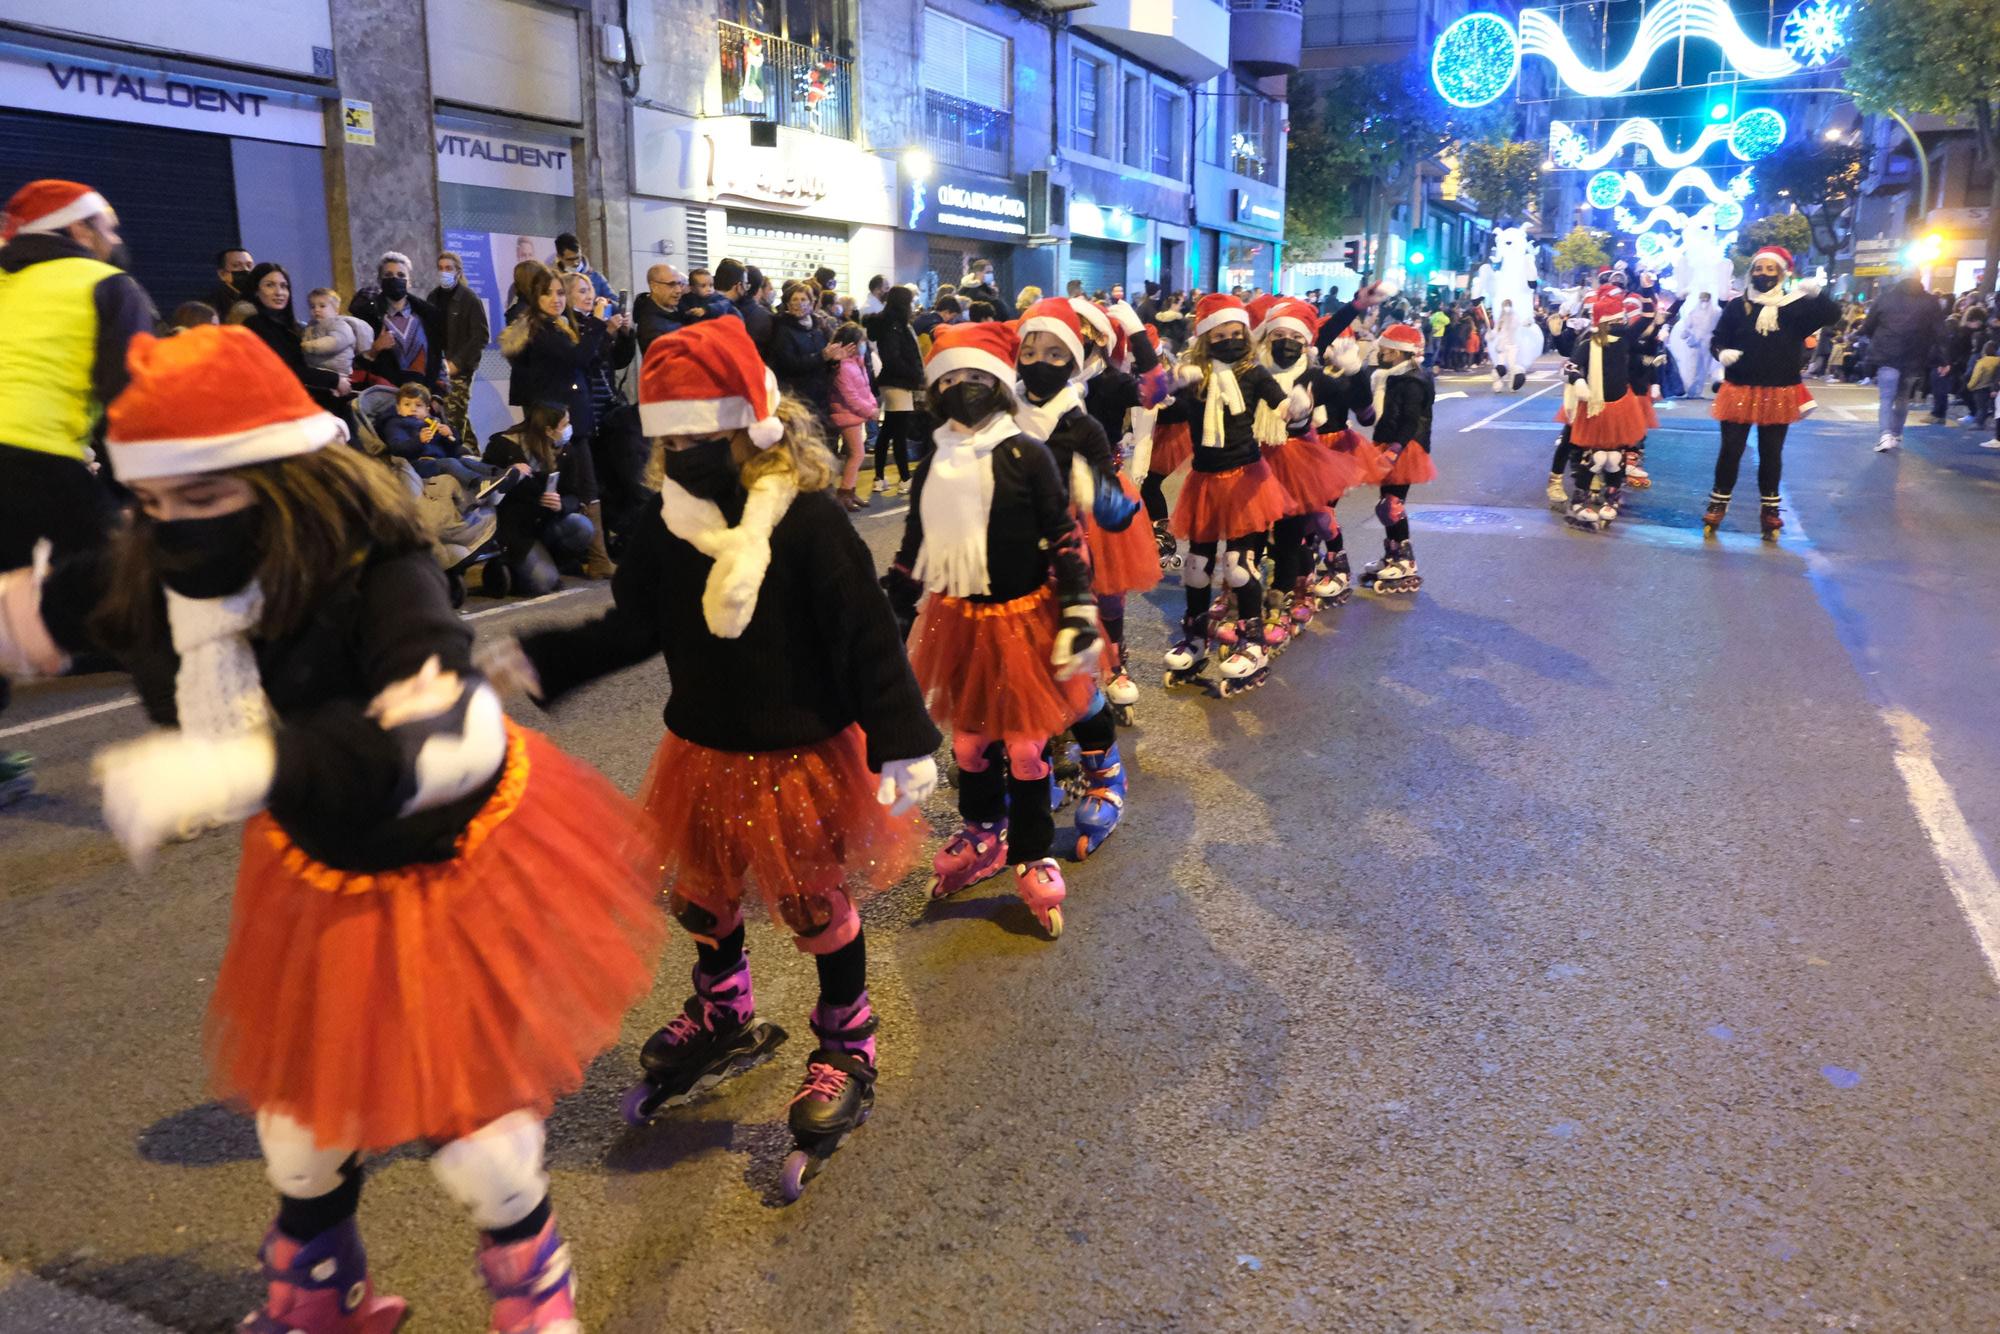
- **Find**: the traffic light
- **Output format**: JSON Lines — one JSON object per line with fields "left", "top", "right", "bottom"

{"left": 1409, "top": 248, "right": 1428, "bottom": 267}
{"left": 1709, "top": 100, "right": 1731, "bottom": 121}
{"left": 1342, "top": 238, "right": 1361, "bottom": 268}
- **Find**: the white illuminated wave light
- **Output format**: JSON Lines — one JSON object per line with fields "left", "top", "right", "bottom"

{"left": 1599, "top": 166, "right": 1756, "bottom": 210}
{"left": 1520, "top": 0, "right": 1800, "bottom": 99}
{"left": 1550, "top": 118, "right": 1732, "bottom": 171}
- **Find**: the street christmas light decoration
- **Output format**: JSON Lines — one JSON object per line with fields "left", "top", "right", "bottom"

{"left": 1549, "top": 111, "right": 1787, "bottom": 172}
{"left": 1433, "top": 0, "right": 1844, "bottom": 107}
{"left": 1635, "top": 231, "right": 1668, "bottom": 263}
{"left": 1713, "top": 198, "right": 1745, "bottom": 230}
{"left": 1589, "top": 166, "right": 1757, "bottom": 211}
{"left": 1588, "top": 171, "right": 1627, "bottom": 209}
{"left": 1726, "top": 108, "right": 1787, "bottom": 161}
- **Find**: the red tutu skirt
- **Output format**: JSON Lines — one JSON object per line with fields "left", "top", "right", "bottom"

{"left": 640, "top": 725, "right": 924, "bottom": 926}
{"left": 1377, "top": 441, "right": 1438, "bottom": 487}
{"left": 207, "top": 725, "right": 668, "bottom": 1151}
{"left": 1640, "top": 395, "right": 1661, "bottom": 429}
{"left": 908, "top": 586, "right": 1097, "bottom": 740}
{"left": 1147, "top": 419, "right": 1193, "bottom": 477}
{"left": 1322, "top": 428, "right": 1389, "bottom": 498}
{"left": 1262, "top": 435, "right": 1345, "bottom": 518}
{"left": 1558, "top": 392, "right": 1651, "bottom": 447}
{"left": 1712, "top": 381, "right": 1808, "bottom": 425}
{"left": 1078, "top": 480, "right": 1161, "bottom": 597}
{"left": 1170, "top": 460, "right": 1294, "bottom": 542}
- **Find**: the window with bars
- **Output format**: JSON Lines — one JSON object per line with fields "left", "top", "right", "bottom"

{"left": 923, "top": 8, "right": 1012, "bottom": 173}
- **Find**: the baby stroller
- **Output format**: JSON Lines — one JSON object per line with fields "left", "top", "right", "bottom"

{"left": 349, "top": 385, "right": 501, "bottom": 606}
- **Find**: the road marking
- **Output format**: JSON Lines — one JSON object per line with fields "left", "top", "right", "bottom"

{"left": 1460, "top": 379, "right": 1559, "bottom": 433}
{"left": 461, "top": 586, "right": 587, "bottom": 620}
{"left": 1884, "top": 709, "right": 2000, "bottom": 986}
{"left": 1437, "top": 391, "right": 1468, "bottom": 401}
{"left": 860, "top": 504, "right": 910, "bottom": 521}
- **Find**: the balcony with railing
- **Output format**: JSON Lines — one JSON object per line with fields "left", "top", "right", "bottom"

{"left": 1229, "top": 0, "right": 1302, "bottom": 77}
{"left": 719, "top": 21, "right": 854, "bottom": 141}
{"left": 923, "top": 89, "right": 1013, "bottom": 177}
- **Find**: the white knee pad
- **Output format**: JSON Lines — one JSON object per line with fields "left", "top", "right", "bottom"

{"left": 1181, "top": 554, "right": 1212, "bottom": 589}
{"left": 257, "top": 1110, "right": 354, "bottom": 1200}
{"left": 1222, "top": 551, "right": 1253, "bottom": 588}
{"left": 429, "top": 1110, "right": 548, "bottom": 1231}
{"left": 1590, "top": 449, "right": 1622, "bottom": 473}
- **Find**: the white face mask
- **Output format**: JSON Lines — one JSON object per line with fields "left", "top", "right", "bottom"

{"left": 438, "top": 270, "right": 458, "bottom": 289}
{"left": 556, "top": 425, "right": 574, "bottom": 445}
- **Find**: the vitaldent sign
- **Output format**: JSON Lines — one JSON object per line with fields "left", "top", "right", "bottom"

{"left": 900, "top": 166, "right": 1028, "bottom": 240}
{"left": 0, "top": 47, "right": 325, "bottom": 146}
{"left": 435, "top": 124, "right": 574, "bottom": 197}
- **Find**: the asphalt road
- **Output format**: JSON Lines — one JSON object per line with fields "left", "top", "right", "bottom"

{"left": 4, "top": 367, "right": 1999, "bottom": 1332}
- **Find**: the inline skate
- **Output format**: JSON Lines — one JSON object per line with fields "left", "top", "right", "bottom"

{"left": 1359, "top": 540, "right": 1422, "bottom": 595}
{"left": 623, "top": 955, "right": 787, "bottom": 1123}
{"left": 779, "top": 996, "right": 878, "bottom": 1202}
{"left": 929, "top": 819, "right": 1009, "bottom": 898}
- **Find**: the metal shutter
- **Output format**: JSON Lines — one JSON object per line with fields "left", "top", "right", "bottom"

{"left": 922, "top": 10, "right": 966, "bottom": 97}
{"left": 723, "top": 212, "right": 849, "bottom": 292}
{"left": 1067, "top": 238, "right": 1126, "bottom": 298}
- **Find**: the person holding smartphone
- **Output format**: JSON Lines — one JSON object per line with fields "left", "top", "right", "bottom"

{"left": 479, "top": 402, "right": 596, "bottom": 596}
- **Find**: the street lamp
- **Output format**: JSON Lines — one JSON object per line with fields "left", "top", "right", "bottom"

{"left": 902, "top": 148, "right": 933, "bottom": 181}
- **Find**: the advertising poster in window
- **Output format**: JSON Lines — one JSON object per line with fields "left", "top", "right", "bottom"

{"left": 444, "top": 229, "right": 557, "bottom": 351}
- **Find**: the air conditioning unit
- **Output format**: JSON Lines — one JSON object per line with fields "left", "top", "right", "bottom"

{"left": 1028, "top": 171, "right": 1067, "bottom": 239}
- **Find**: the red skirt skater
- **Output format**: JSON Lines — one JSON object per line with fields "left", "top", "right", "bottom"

{"left": 1558, "top": 391, "right": 1651, "bottom": 447}
{"left": 640, "top": 724, "right": 925, "bottom": 927}
{"left": 1376, "top": 441, "right": 1438, "bottom": 487}
{"left": 1262, "top": 434, "right": 1345, "bottom": 518}
{"left": 1147, "top": 419, "right": 1193, "bottom": 477}
{"left": 1712, "top": 381, "right": 1810, "bottom": 425}
{"left": 1321, "top": 427, "right": 1389, "bottom": 498}
{"left": 1170, "top": 460, "right": 1294, "bottom": 542}
{"left": 1078, "top": 480, "right": 1161, "bottom": 597}
{"left": 908, "top": 585, "right": 1097, "bottom": 741}
{"left": 207, "top": 724, "right": 668, "bottom": 1151}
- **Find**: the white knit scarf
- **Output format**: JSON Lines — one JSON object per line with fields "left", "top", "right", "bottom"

{"left": 1370, "top": 357, "right": 1420, "bottom": 426}
{"left": 1014, "top": 384, "right": 1095, "bottom": 508}
{"left": 658, "top": 473, "right": 799, "bottom": 638}
{"left": 913, "top": 412, "right": 1014, "bottom": 597}
{"left": 1567, "top": 326, "right": 1622, "bottom": 419}
{"left": 166, "top": 584, "right": 272, "bottom": 740}
{"left": 1194, "top": 361, "right": 1247, "bottom": 450}
{"left": 1747, "top": 280, "right": 1804, "bottom": 336}
{"left": 1255, "top": 347, "right": 1310, "bottom": 446}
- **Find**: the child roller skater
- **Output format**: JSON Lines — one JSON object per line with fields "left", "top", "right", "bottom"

{"left": 1360, "top": 323, "right": 1437, "bottom": 594}
{"left": 1156, "top": 294, "right": 1301, "bottom": 691}
{"left": 1556, "top": 295, "right": 1648, "bottom": 531}
{"left": 884, "top": 321, "right": 1102, "bottom": 934}
{"left": 1072, "top": 297, "right": 1182, "bottom": 574}
{"left": 489, "top": 319, "right": 941, "bottom": 1201}
{"left": 0, "top": 326, "right": 667, "bottom": 1333}
{"left": 1705, "top": 246, "right": 1837, "bottom": 539}
{"left": 1308, "top": 328, "right": 1387, "bottom": 603}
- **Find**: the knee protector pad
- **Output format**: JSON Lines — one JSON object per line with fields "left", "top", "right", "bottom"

{"left": 1181, "top": 554, "right": 1212, "bottom": 589}
{"left": 430, "top": 1111, "right": 548, "bottom": 1232}
{"left": 257, "top": 1111, "right": 356, "bottom": 1201}
{"left": 951, "top": 732, "right": 997, "bottom": 773}
{"left": 1005, "top": 738, "right": 1052, "bottom": 781}
{"left": 778, "top": 885, "right": 860, "bottom": 955}
{"left": 1589, "top": 449, "right": 1622, "bottom": 474}
{"left": 667, "top": 890, "right": 743, "bottom": 947}
{"left": 1374, "top": 494, "right": 1405, "bottom": 528}
{"left": 1222, "top": 550, "right": 1253, "bottom": 589}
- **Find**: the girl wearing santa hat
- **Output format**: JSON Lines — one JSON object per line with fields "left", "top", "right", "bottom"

{"left": 0, "top": 325, "right": 665, "bottom": 1333}
{"left": 883, "top": 320, "right": 1101, "bottom": 933}
{"left": 1070, "top": 296, "right": 1184, "bottom": 573}
{"left": 486, "top": 318, "right": 939, "bottom": 1201}
{"left": 1359, "top": 323, "right": 1438, "bottom": 594}
{"left": 1705, "top": 246, "right": 1838, "bottom": 538}
{"left": 1015, "top": 296, "right": 1144, "bottom": 854}
{"left": 1554, "top": 295, "right": 1649, "bottom": 531}
{"left": 1155, "top": 293, "right": 1301, "bottom": 694}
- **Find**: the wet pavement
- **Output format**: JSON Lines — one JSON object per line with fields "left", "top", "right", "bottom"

{"left": 3, "top": 368, "right": 1998, "bottom": 1331}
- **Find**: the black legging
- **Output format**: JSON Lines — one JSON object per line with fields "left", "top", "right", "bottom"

{"left": 1185, "top": 532, "right": 1268, "bottom": 624}
{"left": 1140, "top": 470, "right": 1171, "bottom": 523}
{"left": 1379, "top": 484, "right": 1412, "bottom": 542}
{"left": 1271, "top": 513, "right": 1315, "bottom": 591}
{"left": 1713, "top": 421, "right": 1789, "bottom": 499}
{"left": 958, "top": 741, "right": 1054, "bottom": 863}
{"left": 1549, "top": 428, "right": 1574, "bottom": 477}
{"left": 874, "top": 410, "right": 920, "bottom": 483}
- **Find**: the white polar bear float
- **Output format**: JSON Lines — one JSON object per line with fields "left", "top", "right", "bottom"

{"left": 1473, "top": 226, "right": 1545, "bottom": 391}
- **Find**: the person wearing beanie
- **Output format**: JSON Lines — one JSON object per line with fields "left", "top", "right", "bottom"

{"left": 1705, "top": 246, "right": 1838, "bottom": 538}
{"left": 488, "top": 317, "right": 938, "bottom": 1200}
{"left": 0, "top": 324, "right": 666, "bottom": 1333}
{"left": 882, "top": 320, "right": 1099, "bottom": 936}
{"left": 0, "top": 179, "right": 157, "bottom": 804}
{"left": 1358, "top": 321, "right": 1437, "bottom": 594}
{"left": 1154, "top": 293, "right": 1304, "bottom": 693}
{"left": 1553, "top": 296, "right": 1650, "bottom": 531}
{"left": 1014, "top": 297, "right": 1146, "bottom": 856}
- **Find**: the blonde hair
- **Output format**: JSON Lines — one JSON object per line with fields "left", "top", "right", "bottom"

{"left": 1015, "top": 285, "right": 1042, "bottom": 312}
{"left": 646, "top": 395, "right": 836, "bottom": 493}
{"left": 305, "top": 287, "right": 340, "bottom": 307}
{"left": 397, "top": 383, "right": 432, "bottom": 405}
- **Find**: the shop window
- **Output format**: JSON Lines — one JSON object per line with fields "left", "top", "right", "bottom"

{"left": 1071, "top": 53, "right": 1105, "bottom": 155}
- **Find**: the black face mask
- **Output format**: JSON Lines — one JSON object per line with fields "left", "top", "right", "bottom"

{"left": 660, "top": 436, "right": 740, "bottom": 501}
{"left": 1750, "top": 273, "right": 1781, "bottom": 293}
{"left": 151, "top": 507, "right": 264, "bottom": 600}
{"left": 1018, "top": 360, "right": 1073, "bottom": 401}
{"left": 232, "top": 270, "right": 256, "bottom": 295}
{"left": 380, "top": 275, "right": 409, "bottom": 301}
{"left": 937, "top": 381, "right": 1001, "bottom": 428}
{"left": 1209, "top": 337, "right": 1248, "bottom": 366}
{"left": 1269, "top": 342, "right": 1304, "bottom": 368}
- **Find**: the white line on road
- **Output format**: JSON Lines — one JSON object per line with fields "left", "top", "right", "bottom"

{"left": 861, "top": 504, "right": 910, "bottom": 521}
{"left": 1437, "top": 391, "right": 1468, "bottom": 401}
{"left": 461, "top": 586, "right": 587, "bottom": 620}
{"left": 1460, "top": 379, "right": 1559, "bottom": 433}
{"left": 1884, "top": 709, "right": 2000, "bottom": 987}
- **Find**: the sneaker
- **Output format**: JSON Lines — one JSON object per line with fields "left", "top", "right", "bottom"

{"left": 1874, "top": 433, "right": 1899, "bottom": 453}
{"left": 1981, "top": 439, "right": 2000, "bottom": 451}
{"left": 1961, "top": 415, "right": 1980, "bottom": 426}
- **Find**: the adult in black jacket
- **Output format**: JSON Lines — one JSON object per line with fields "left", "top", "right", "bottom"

{"left": 239, "top": 263, "right": 353, "bottom": 434}
{"left": 348, "top": 254, "right": 447, "bottom": 393}
{"left": 957, "top": 259, "right": 1015, "bottom": 321}
{"left": 500, "top": 267, "right": 607, "bottom": 445}
{"left": 481, "top": 403, "right": 596, "bottom": 596}
{"left": 864, "top": 285, "right": 926, "bottom": 487}
{"left": 715, "top": 259, "right": 773, "bottom": 356}
{"left": 426, "top": 251, "right": 490, "bottom": 445}
{"left": 1927, "top": 306, "right": 1986, "bottom": 425}
{"left": 767, "top": 281, "right": 847, "bottom": 423}
{"left": 1858, "top": 276, "right": 1945, "bottom": 450}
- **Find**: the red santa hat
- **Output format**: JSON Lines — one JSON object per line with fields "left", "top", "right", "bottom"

{"left": 926, "top": 319, "right": 1019, "bottom": 386}
{"left": 1192, "top": 293, "right": 1251, "bottom": 340}
{"left": 1245, "top": 294, "right": 1280, "bottom": 330}
{"left": 1017, "top": 297, "right": 1086, "bottom": 369}
{"left": 1591, "top": 294, "right": 1629, "bottom": 326}
{"left": 1260, "top": 299, "right": 1319, "bottom": 343}
{"left": 640, "top": 316, "right": 785, "bottom": 447}
{"left": 1069, "top": 296, "right": 1114, "bottom": 347}
{"left": 1751, "top": 245, "right": 1794, "bottom": 273}
{"left": 1377, "top": 323, "right": 1425, "bottom": 355}
{"left": 106, "top": 326, "right": 345, "bottom": 481}
{"left": 3, "top": 179, "right": 111, "bottom": 241}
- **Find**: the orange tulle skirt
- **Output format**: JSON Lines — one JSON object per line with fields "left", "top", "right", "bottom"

{"left": 1640, "top": 395, "right": 1661, "bottom": 429}
{"left": 1377, "top": 441, "right": 1438, "bottom": 487}
{"left": 1712, "top": 381, "right": 1809, "bottom": 425}
{"left": 639, "top": 725, "right": 924, "bottom": 926}
{"left": 1147, "top": 419, "right": 1193, "bottom": 477}
{"left": 1322, "top": 428, "right": 1388, "bottom": 498}
{"left": 206, "top": 725, "right": 668, "bottom": 1151}
{"left": 1078, "top": 480, "right": 1161, "bottom": 597}
{"left": 1558, "top": 392, "right": 1652, "bottom": 447}
{"left": 1170, "top": 460, "right": 1294, "bottom": 542}
{"left": 908, "top": 586, "right": 1097, "bottom": 741}
{"left": 1262, "top": 434, "right": 1346, "bottom": 518}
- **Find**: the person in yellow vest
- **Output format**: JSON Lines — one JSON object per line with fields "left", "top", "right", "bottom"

{"left": 0, "top": 178, "right": 156, "bottom": 805}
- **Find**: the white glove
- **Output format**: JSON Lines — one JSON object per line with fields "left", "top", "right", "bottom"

{"left": 1283, "top": 385, "right": 1314, "bottom": 422}
{"left": 474, "top": 635, "right": 544, "bottom": 699}
{"left": 95, "top": 729, "right": 276, "bottom": 870}
{"left": 1049, "top": 604, "right": 1102, "bottom": 683}
{"left": 1794, "top": 270, "right": 1826, "bottom": 299}
{"left": 1717, "top": 348, "right": 1743, "bottom": 367}
{"left": 875, "top": 755, "right": 939, "bottom": 816}
{"left": 1104, "top": 301, "right": 1144, "bottom": 336}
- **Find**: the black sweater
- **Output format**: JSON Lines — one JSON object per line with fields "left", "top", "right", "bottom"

{"left": 1034, "top": 402, "right": 1117, "bottom": 498}
{"left": 1078, "top": 329, "right": 1160, "bottom": 444}
{"left": 520, "top": 489, "right": 939, "bottom": 771}
{"left": 1311, "top": 300, "right": 1362, "bottom": 357}
{"left": 1711, "top": 292, "right": 1842, "bottom": 387}
{"left": 1154, "top": 362, "right": 1287, "bottom": 472}
{"left": 864, "top": 312, "right": 925, "bottom": 391}
{"left": 1374, "top": 370, "right": 1435, "bottom": 451}
{"left": 1566, "top": 331, "right": 1633, "bottom": 403}
{"left": 893, "top": 429, "right": 1092, "bottom": 609}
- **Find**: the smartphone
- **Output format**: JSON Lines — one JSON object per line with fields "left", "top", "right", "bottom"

{"left": 545, "top": 470, "right": 560, "bottom": 494}
{"left": 616, "top": 288, "right": 629, "bottom": 312}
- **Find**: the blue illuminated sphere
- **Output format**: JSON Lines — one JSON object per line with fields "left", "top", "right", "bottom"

{"left": 1431, "top": 13, "right": 1520, "bottom": 109}
{"left": 1713, "top": 199, "right": 1744, "bottom": 231}
{"left": 1635, "top": 232, "right": 1665, "bottom": 262}
{"left": 1729, "top": 108, "right": 1787, "bottom": 161}
{"left": 1587, "top": 171, "right": 1626, "bottom": 210}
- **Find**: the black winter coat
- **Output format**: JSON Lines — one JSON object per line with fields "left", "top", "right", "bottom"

{"left": 865, "top": 312, "right": 925, "bottom": 391}
{"left": 767, "top": 313, "right": 834, "bottom": 417}
{"left": 1859, "top": 281, "right": 1948, "bottom": 374}
{"left": 501, "top": 315, "right": 607, "bottom": 439}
